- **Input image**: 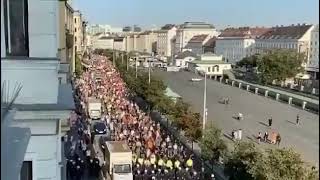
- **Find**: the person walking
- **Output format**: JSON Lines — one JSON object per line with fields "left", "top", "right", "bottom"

{"left": 257, "top": 132, "right": 262, "bottom": 144}
{"left": 296, "top": 114, "right": 300, "bottom": 125}
{"left": 268, "top": 117, "right": 273, "bottom": 127}
{"left": 263, "top": 131, "right": 269, "bottom": 143}
{"left": 276, "top": 133, "right": 281, "bottom": 146}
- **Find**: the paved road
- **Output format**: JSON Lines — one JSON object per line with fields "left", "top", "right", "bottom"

{"left": 153, "top": 70, "right": 319, "bottom": 168}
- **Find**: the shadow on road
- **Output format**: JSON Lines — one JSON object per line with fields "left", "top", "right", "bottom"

{"left": 258, "top": 121, "right": 269, "bottom": 127}
{"left": 286, "top": 120, "right": 297, "bottom": 125}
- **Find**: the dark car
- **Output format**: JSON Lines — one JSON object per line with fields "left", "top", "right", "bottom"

{"left": 93, "top": 122, "right": 107, "bottom": 135}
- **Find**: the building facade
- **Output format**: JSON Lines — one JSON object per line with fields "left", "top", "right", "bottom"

{"left": 136, "top": 31, "right": 157, "bottom": 54}
{"left": 215, "top": 27, "right": 270, "bottom": 65}
{"left": 255, "top": 24, "right": 315, "bottom": 63}
{"left": 156, "top": 24, "right": 177, "bottom": 57}
{"left": 187, "top": 53, "right": 232, "bottom": 76}
{"left": 92, "top": 36, "right": 114, "bottom": 50}
{"left": 174, "top": 22, "right": 220, "bottom": 54}
{"left": 113, "top": 37, "right": 125, "bottom": 51}
{"left": 1, "top": 0, "right": 74, "bottom": 180}
{"left": 306, "top": 24, "right": 319, "bottom": 79}
{"left": 174, "top": 50, "right": 197, "bottom": 68}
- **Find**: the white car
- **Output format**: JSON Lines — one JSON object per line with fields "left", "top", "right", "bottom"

{"left": 190, "top": 78, "right": 203, "bottom": 82}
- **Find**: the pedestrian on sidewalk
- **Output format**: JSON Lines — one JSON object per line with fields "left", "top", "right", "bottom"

{"left": 276, "top": 133, "right": 281, "bottom": 146}
{"left": 257, "top": 132, "right": 262, "bottom": 144}
{"left": 296, "top": 114, "right": 300, "bottom": 125}
{"left": 268, "top": 117, "right": 273, "bottom": 127}
{"left": 263, "top": 131, "right": 268, "bottom": 143}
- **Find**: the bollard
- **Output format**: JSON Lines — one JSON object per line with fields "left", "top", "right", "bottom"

{"left": 276, "top": 93, "right": 280, "bottom": 101}
{"left": 219, "top": 77, "right": 223, "bottom": 83}
{"left": 288, "top": 97, "right": 292, "bottom": 105}
{"left": 300, "top": 86, "right": 304, "bottom": 91}
{"left": 255, "top": 88, "right": 258, "bottom": 94}
{"left": 246, "top": 85, "right": 250, "bottom": 91}
{"left": 239, "top": 82, "right": 242, "bottom": 88}
{"left": 226, "top": 79, "right": 229, "bottom": 84}
{"left": 232, "top": 81, "right": 235, "bottom": 86}
{"left": 265, "top": 90, "right": 269, "bottom": 97}
{"left": 214, "top": 76, "right": 217, "bottom": 81}
{"left": 302, "top": 101, "right": 307, "bottom": 110}
{"left": 312, "top": 88, "right": 316, "bottom": 94}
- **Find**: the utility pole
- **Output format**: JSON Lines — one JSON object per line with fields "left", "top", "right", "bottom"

{"left": 126, "top": 53, "right": 129, "bottom": 71}
{"left": 148, "top": 53, "right": 153, "bottom": 84}
{"left": 121, "top": 52, "right": 124, "bottom": 64}
{"left": 202, "top": 71, "right": 207, "bottom": 137}
{"left": 113, "top": 50, "right": 115, "bottom": 66}
{"left": 135, "top": 57, "right": 138, "bottom": 78}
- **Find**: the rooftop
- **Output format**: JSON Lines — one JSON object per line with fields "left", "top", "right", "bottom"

{"left": 257, "top": 24, "right": 312, "bottom": 40}
{"left": 105, "top": 141, "right": 131, "bottom": 153}
{"left": 99, "top": 36, "right": 113, "bottom": 40}
{"left": 161, "top": 24, "right": 176, "bottom": 30}
{"left": 219, "top": 27, "right": 271, "bottom": 38}
{"left": 180, "top": 22, "right": 215, "bottom": 29}
{"left": 190, "top": 60, "right": 229, "bottom": 64}
{"left": 188, "top": 34, "right": 209, "bottom": 43}
{"left": 203, "top": 37, "right": 217, "bottom": 47}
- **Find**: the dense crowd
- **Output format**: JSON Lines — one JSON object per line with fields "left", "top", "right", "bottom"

{"left": 73, "top": 54, "right": 215, "bottom": 179}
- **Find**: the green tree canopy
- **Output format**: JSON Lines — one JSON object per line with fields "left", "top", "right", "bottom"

{"left": 257, "top": 49, "right": 306, "bottom": 84}
{"left": 199, "top": 126, "right": 228, "bottom": 162}
{"left": 236, "top": 54, "right": 259, "bottom": 68}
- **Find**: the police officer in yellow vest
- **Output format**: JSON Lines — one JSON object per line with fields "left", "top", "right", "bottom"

{"left": 186, "top": 157, "right": 193, "bottom": 168}
{"left": 166, "top": 159, "right": 173, "bottom": 170}
{"left": 174, "top": 159, "right": 180, "bottom": 169}
{"left": 150, "top": 154, "right": 156, "bottom": 166}
{"left": 137, "top": 157, "right": 144, "bottom": 166}
{"left": 158, "top": 157, "right": 164, "bottom": 167}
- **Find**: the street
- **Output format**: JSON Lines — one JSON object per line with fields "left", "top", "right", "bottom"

{"left": 153, "top": 69, "right": 319, "bottom": 168}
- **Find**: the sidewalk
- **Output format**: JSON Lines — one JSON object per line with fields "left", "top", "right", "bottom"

{"left": 236, "top": 79, "right": 319, "bottom": 105}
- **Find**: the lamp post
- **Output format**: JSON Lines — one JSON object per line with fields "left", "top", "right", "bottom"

{"left": 135, "top": 57, "right": 138, "bottom": 78}
{"left": 202, "top": 70, "right": 207, "bottom": 137}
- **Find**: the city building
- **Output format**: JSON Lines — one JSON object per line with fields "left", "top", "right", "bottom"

{"left": 215, "top": 27, "right": 270, "bottom": 65}
{"left": 73, "top": 10, "right": 84, "bottom": 54}
{"left": 1, "top": 0, "right": 75, "bottom": 180}
{"left": 124, "top": 34, "right": 139, "bottom": 52}
{"left": 113, "top": 37, "right": 125, "bottom": 51}
{"left": 306, "top": 24, "right": 319, "bottom": 79}
{"left": 174, "top": 22, "right": 220, "bottom": 54}
{"left": 135, "top": 31, "right": 157, "bottom": 54}
{"left": 188, "top": 53, "right": 232, "bottom": 77}
{"left": 174, "top": 50, "right": 198, "bottom": 68}
{"left": 202, "top": 37, "right": 216, "bottom": 53}
{"left": 156, "top": 24, "right": 177, "bottom": 57}
{"left": 92, "top": 36, "right": 114, "bottom": 50}
{"left": 255, "top": 24, "right": 315, "bottom": 65}
{"left": 184, "top": 34, "right": 211, "bottom": 55}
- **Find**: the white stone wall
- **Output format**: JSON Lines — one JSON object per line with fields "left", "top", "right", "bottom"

{"left": 215, "top": 38, "right": 255, "bottom": 64}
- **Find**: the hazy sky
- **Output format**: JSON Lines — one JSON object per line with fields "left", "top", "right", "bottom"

{"left": 72, "top": 0, "right": 319, "bottom": 30}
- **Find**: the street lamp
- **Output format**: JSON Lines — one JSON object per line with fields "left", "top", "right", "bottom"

{"left": 135, "top": 57, "right": 138, "bottom": 78}
{"left": 202, "top": 70, "right": 207, "bottom": 137}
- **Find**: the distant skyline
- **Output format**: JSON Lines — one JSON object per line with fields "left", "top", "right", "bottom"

{"left": 72, "top": 0, "right": 319, "bottom": 30}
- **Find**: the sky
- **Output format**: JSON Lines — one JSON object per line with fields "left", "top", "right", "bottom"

{"left": 72, "top": 0, "right": 319, "bottom": 30}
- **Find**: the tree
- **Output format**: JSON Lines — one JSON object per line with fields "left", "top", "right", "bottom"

{"left": 263, "top": 148, "right": 319, "bottom": 180}
{"left": 257, "top": 49, "right": 306, "bottom": 84}
{"left": 237, "top": 54, "right": 258, "bottom": 69}
{"left": 75, "top": 55, "right": 83, "bottom": 77}
{"left": 199, "top": 126, "right": 227, "bottom": 163}
{"left": 224, "top": 141, "right": 265, "bottom": 180}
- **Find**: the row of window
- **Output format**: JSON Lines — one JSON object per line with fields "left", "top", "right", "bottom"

{"left": 255, "top": 43, "right": 298, "bottom": 49}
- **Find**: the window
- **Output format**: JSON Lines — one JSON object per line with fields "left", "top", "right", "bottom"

{"left": 58, "top": 77, "right": 62, "bottom": 84}
{"left": 75, "top": 28, "right": 77, "bottom": 32}
{"left": 75, "top": 46, "right": 77, "bottom": 52}
{"left": 3, "top": 0, "right": 29, "bottom": 56}
{"left": 74, "top": 18, "right": 76, "bottom": 23}
{"left": 207, "top": 67, "right": 210, "bottom": 72}
{"left": 20, "top": 161, "right": 32, "bottom": 180}
{"left": 75, "top": 37, "right": 77, "bottom": 43}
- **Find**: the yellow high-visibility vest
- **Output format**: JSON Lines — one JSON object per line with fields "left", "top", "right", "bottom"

{"left": 138, "top": 158, "right": 144, "bottom": 165}
{"left": 174, "top": 160, "right": 180, "bottom": 168}
{"left": 158, "top": 159, "right": 164, "bottom": 166}
{"left": 186, "top": 159, "right": 193, "bottom": 167}
{"left": 166, "top": 160, "right": 173, "bottom": 169}
{"left": 150, "top": 157, "right": 156, "bottom": 165}
{"left": 144, "top": 159, "right": 151, "bottom": 166}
